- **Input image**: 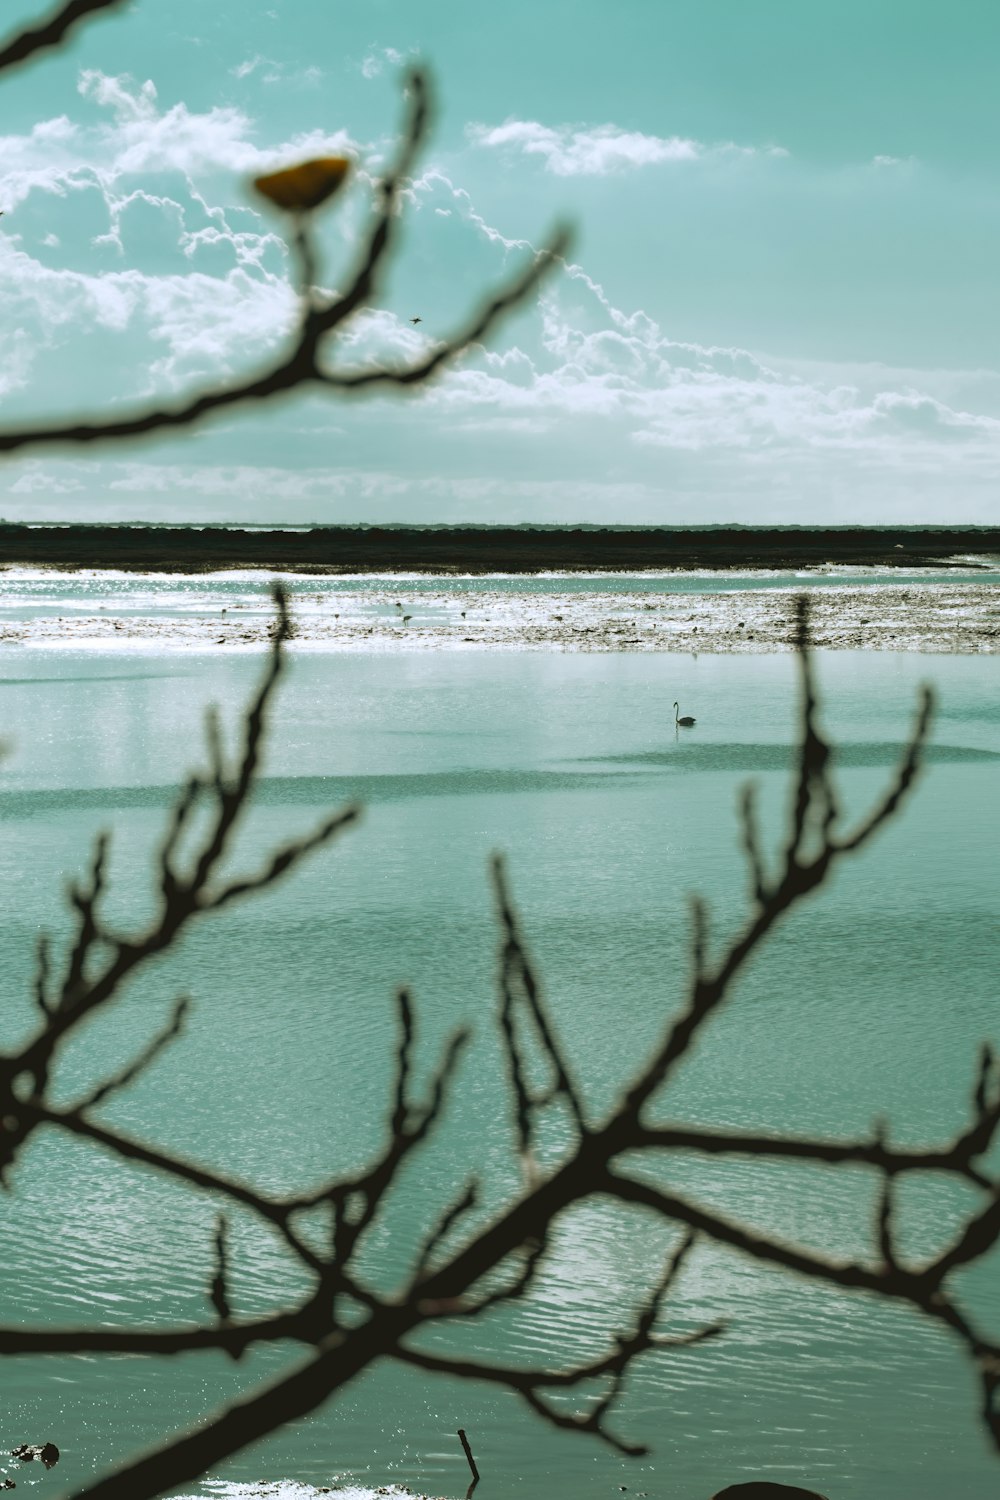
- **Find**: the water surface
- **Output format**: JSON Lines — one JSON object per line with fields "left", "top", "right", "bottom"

{"left": 0, "top": 642, "right": 996, "bottom": 1500}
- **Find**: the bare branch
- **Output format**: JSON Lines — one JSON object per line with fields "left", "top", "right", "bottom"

{"left": 392, "top": 986, "right": 415, "bottom": 1134}
{"left": 309, "top": 69, "right": 432, "bottom": 340}
{"left": 0, "top": 0, "right": 126, "bottom": 76}
{"left": 0, "top": 486, "right": 993, "bottom": 1500}
{"left": 414, "top": 1180, "right": 479, "bottom": 1282}
{"left": 59, "top": 831, "right": 109, "bottom": 1007}
{"left": 319, "top": 226, "right": 573, "bottom": 391}
{"left": 835, "top": 684, "right": 935, "bottom": 852}
{"left": 209, "top": 1216, "right": 232, "bottom": 1326}
{"left": 201, "top": 803, "right": 360, "bottom": 912}
{"left": 32, "top": 933, "right": 52, "bottom": 1019}
{"left": 739, "top": 782, "right": 769, "bottom": 905}
{"left": 400, "top": 1234, "right": 721, "bottom": 1458}
{"left": 73, "top": 996, "right": 190, "bottom": 1111}
{"left": 0, "top": 1309, "right": 314, "bottom": 1359}
{"left": 493, "top": 853, "right": 585, "bottom": 1157}
{"left": 631, "top": 1119, "right": 1000, "bottom": 1186}
{"left": 26, "top": 1102, "right": 326, "bottom": 1272}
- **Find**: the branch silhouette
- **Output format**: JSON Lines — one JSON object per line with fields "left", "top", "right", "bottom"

{"left": 0, "top": 0, "right": 126, "bottom": 75}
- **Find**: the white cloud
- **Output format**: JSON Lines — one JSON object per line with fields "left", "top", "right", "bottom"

{"left": 0, "top": 70, "right": 369, "bottom": 400}
{"left": 360, "top": 46, "right": 408, "bottom": 81}
{"left": 468, "top": 119, "right": 786, "bottom": 175}
{"left": 229, "top": 55, "right": 323, "bottom": 88}
{"left": 0, "top": 459, "right": 668, "bottom": 524}
{"left": 74, "top": 70, "right": 355, "bottom": 177}
{"left": 398, "top": 176, "right": 1000, "bottom": 477}
{"left": 9, "top": 465, "right": 84, "bottom": 494}
{"left": 446, "top": 295, "right": 1000, "bottom": 460}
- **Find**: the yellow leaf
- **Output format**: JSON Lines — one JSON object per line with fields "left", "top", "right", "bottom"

{"left": 252, "top": 157, "right": 351, "bottom": 212}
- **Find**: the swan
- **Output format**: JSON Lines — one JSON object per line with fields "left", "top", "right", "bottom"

{"left": 673, "top": 701, "right": 696, "bottom": 726}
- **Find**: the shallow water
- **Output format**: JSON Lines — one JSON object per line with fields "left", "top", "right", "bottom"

{"left": 2, "top": 563, "right": 999, "bottom": 620}
{"left": 0, "top": 566, "right": 997, "bottom": 658}
{"left": 0, "top": 633, "right": 997, "bottom": 1500}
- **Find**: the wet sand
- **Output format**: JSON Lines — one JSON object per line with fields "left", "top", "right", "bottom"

{"left": 2, "top": 579, "right": 997, "bottom": 653}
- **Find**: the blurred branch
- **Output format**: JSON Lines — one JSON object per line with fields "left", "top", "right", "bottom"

{"left": 0, "top": 0, "right": 126, "bottom": 75}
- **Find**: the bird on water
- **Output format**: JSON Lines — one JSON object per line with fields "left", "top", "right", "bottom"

{"left": 673, "top": 701, "right": 696, "bottom": 726}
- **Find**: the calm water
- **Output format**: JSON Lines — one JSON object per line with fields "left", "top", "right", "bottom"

{"left": 0, "top": 638, "right": 997, "bottom": 1500}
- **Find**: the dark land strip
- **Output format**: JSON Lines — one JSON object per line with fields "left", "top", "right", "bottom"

{"left": 1, "top": 525, "right": 999, "bottom": 574}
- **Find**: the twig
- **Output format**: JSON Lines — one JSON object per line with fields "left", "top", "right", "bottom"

{"left": 457, "top": 1429, "right": 479, "bottom": 1486}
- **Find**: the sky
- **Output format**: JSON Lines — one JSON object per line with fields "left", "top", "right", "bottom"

{"left": 0, "top": 0, "right": 998, "bottom": 525}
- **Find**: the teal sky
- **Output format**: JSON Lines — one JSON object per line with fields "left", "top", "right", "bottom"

{"left": 1, "top": 0, "right": 998, "bottom": 524}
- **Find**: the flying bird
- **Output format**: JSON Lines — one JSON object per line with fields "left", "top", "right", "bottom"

{"left": 409, "top": 316, "right": 422, "bottom": 324}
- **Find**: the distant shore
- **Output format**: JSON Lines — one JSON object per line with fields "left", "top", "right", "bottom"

{"left": 1, "top": 524, "right": 999, "bottom": 574}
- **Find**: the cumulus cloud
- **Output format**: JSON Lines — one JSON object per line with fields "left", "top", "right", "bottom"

{"left": 393, "top": 169, "right": 1000, "bottom": 483}
{"left": 0, "top": 70, "right": 365, "bottom": 400}
{"left": 74, "top": 70, "right": 354, "bottom": 177}
{"left": 468, "top": 119, "right": 786, "bottom": 174}
{"left": 448, "top": 288, "right": 1000, "bottom": 459}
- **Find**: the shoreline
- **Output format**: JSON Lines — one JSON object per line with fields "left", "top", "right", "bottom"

{"left": 1, "top": 579, "right": 996, "bottom": 654}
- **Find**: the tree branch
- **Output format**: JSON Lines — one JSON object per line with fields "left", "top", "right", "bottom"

{"left": 0, "top": 0, "right": 126, "bottom": 76}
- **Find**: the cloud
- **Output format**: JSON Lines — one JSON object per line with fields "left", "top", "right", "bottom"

{"left": 9, "top": 465, "right": 84, "bottom": 494}
{"left": 450, "top": 294, "right": 1000, "bottom": 459}
{"left": 0, "top": 82, "right": 996, "bottom": 526}
{"left": 468, "top": 119, "right": 786, "bottom": 175}
{"left": 229, "top": 55, "right": 323, "bottom": 88}
{"left": 0, "top": 458, "right": 668, "bottom": 524}
{"left": 359, "top": 46, "right": 408, "bottom": 81}
{"left": 0, "top": 70, "right": 369, "bottom": 401}
{"left": 396, "top": 170, "right": 1000, "bottom": 479}
{"left": 74, "top": 70, "right": 354, "bottom": 177}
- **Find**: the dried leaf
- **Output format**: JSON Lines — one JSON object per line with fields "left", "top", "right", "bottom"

{"left": 252, "top": 156, "right": 351, "bottom": 212}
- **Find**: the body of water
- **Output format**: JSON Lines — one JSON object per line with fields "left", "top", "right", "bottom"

{"left": 0, "top": 599, "right": 997, "bottom": 1500}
